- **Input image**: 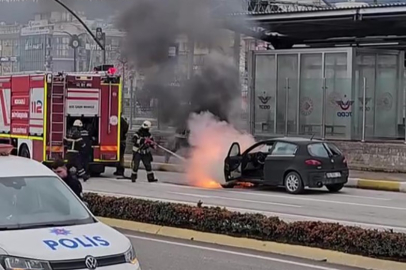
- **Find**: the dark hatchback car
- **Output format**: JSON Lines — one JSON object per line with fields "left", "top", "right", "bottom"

{"left": 223, "top": 137, "right": 349, "bottom": 194}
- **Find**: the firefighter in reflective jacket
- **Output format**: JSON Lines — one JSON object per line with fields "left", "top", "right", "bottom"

{"left": 131, "top": 120, "right": 158, "bottom": 183}
{"left": 64, "top": 119, "right": 90, "bottom": 181}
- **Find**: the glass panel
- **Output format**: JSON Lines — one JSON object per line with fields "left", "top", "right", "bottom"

{"left": 276, "top": 54, "right": 298, "bottom": 135}
{"left": 271, "top": 142, "right": 298, "bottom": 155}
{"left": 254, "top": 54, "right": 276, "bottom": 135}
{"left": 324, "top": 53, "right": 351, "bottom": 139}
{"left": 375, "top": 54, "right": 399, "bottom": 139}
{"left": 354, "top": 54, "right": 376, "bottom": 140}
{"left": 299, "top": 53, "right": 323, "bottom": 137}
{"left": 229, "top": 143, "right": 240, "bottom": 157}
{"left": 307, "top": 143, "right": 329, "bottom": 158}
{"left": 0, "top": 176, "right": 92, "bottom": 228}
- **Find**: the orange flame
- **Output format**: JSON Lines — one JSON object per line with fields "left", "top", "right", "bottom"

{"left": 186, "top": 112, "right": 255, "bottom": 188}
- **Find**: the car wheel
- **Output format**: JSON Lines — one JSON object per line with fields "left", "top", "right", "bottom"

{"left": 284, "top": 171, "right": 304, "bottom": 194}
{"left": 326, "top": 183, "right": 344, "bottom": 193}
{"left": 221, "top": 182, "right": 235, "bottom": 189}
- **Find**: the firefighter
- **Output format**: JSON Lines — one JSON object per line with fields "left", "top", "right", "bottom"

{"left": 114, "top": 114, "right": 129, "bottom": 176}
{"left": 79, "top": 122, "right": 92, "bottom": 176}
{"left": 130, "top": 120, "right": 158, "bottom": 183}
{"left": 64, "top": 119, "right": 90, "bottom": 181}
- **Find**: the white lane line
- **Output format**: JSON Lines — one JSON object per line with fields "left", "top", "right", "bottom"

{"left": 87, "top": 180, "right": 402, "bottom": 209}
{"left": 225, "top": 191, "right": 406, "bottom": 211}
{"left": 86, "top": 189, "right": 406, "bottom": 232}
{"left": 126, "top": 234, "right": 341, "bottom": 270}
{"left": 127, "top": 181, "right": 393, "bottom": 201}
{"left": 168, "top": 191, "right": 302, "bottom": 208}
{"left": 329, "top": 194, "right": 391, "bottom": 201}
{"left": 114, "top": 181, "right": 399, "bottom": 209}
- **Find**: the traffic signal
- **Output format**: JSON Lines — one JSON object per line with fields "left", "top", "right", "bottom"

{"left": 95, "top": 27, "right": 106, "bottom": 45}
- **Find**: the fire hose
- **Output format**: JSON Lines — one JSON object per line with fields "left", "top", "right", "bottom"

{"left": 144, "top": 139, "right": 186, "bottom": 162}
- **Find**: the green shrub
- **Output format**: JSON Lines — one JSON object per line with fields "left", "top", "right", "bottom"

{"left": 84, "top": 192, "right": 406, "bottom": 262}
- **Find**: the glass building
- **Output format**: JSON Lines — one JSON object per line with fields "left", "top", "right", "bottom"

{"left": 248, "top": 48, "right": 404, "bottom": 140}
{"left": 0, "top": 24, "right": 21, "bottom": 75}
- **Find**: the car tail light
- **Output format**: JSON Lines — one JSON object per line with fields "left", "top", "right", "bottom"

{"left": 305, "top": 159, "right": 321, "bottom": 166}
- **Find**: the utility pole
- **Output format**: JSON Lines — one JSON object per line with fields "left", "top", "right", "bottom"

{"left": 187, "top": 36, "right": 195, "bottom": 79}
{"left": 129, "top": 73, "right": 135, "bottom": 130}
{"left": 69, "top": 34, "right": 81, "bottom": 72}
{"left": 53, "top": 0, "right": 106, "bottom": 63}
{"left": 95, "top": 27, "right": 106, "bottom": 65}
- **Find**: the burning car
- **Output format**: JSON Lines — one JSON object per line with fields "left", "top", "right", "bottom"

{"left": 223, "top": 137, "right": 349, "bottom": 194}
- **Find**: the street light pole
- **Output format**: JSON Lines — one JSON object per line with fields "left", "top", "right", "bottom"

{"left": 53, "top": 0, "right": 105, "bottom": 53}
{"left": 73, "top": 48, "right": 77, "bottom": 72}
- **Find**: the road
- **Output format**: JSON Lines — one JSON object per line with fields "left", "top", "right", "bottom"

{"left": 83, "top": 168, "right": 406, "bottom": 232}
{"left": 124, "top": 229, "right": 362, "bottom": 270}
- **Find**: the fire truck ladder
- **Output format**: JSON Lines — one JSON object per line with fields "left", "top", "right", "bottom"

{"left": 49, "top": 74, "right": 66, "bottom": 159}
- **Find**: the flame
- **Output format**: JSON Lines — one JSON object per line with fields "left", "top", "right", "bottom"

{"left": 185, "top": 112, "right": 255, "bottom": 188}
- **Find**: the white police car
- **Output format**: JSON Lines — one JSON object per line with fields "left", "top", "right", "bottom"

{"left": 0, "top": 145, "right": 140, "bottom": 270}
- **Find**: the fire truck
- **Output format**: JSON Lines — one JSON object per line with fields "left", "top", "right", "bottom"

{"left": 0, "top": 66, "right": 122, "bottom": 176}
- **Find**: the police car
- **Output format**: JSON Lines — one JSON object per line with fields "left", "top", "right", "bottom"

{"left": 0, "top": 144, "right": 141, "bottom": 270}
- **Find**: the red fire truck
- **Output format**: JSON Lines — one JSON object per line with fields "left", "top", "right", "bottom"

{"left": 0, "top": 68, "right": 122, "bottom": 176}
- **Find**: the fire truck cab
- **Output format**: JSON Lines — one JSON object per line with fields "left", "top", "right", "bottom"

{"left": 0, "top": 67, "right": 122, "bottom": 176}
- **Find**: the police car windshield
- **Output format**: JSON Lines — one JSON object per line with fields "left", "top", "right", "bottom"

{"left": 0, "top": 176, "right": 93, "bottom": 229}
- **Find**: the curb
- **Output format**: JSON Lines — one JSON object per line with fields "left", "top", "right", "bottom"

{"left": 98, "top": 216, "right": 406, "bottom": 270}
{"left": 124, "top": 160, "right": 406, "bottom": 193}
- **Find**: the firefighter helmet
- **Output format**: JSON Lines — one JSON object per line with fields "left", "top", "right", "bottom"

{"left": 141, "top": 120, "right": 152, "bottom": 129}
{"left": 73, "top": 119, "right": 83, "bottom": 127}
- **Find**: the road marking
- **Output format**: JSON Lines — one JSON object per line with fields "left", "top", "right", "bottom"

{"left": 225, "top": 191, "right": 406, "bottom": 211}
{"left": 122, "top": 181, "right": 399, "bottom": 209}
{"left": 126, "top": 234, "right": 341, "bottom": 270}
{"left": 154, "top": 181, "right": 393, "bottom": 201}
{"left": 168, "top": 191, "right": 302, "bottom": 208}
{"left": 330, "top": 194, "right": 391, "bottom": 201}
{"left": 102, "top": 177, "right": 392, "bottom": 201}
{"left": 85, "top": 189, "right": 406, "bottom": 232}
{"left": 131, "top": 181, "right": 396, "bottom": 203}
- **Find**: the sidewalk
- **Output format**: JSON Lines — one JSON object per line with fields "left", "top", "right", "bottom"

{"left": 123, "top": 154, "right": 406, "bottom": 192}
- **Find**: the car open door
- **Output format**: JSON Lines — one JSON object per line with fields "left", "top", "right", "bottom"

{"left": 224, "top": 142, "right": 242, "bottom": 182}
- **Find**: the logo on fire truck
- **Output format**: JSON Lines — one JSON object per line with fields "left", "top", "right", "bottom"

{"left": 31, "top": 100, "right": 42, "bottom": 114}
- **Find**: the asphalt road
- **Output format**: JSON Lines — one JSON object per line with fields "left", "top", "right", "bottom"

{"left": 123, "top": 229, "right": 362, "bottom": 270}
{"left": 83, "top": 168, "right": 406, "bottom": 232}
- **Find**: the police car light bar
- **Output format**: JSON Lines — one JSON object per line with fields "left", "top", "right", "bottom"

{"left": 0, "top": 144, "right": 13, "bottom": 156}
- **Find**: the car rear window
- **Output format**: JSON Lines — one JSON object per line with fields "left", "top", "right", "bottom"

{"left": 307, "top": 143, "right": 330, "bottom": 158}
{"left": 326, "top": 143, "right": 343, "bottom": 156}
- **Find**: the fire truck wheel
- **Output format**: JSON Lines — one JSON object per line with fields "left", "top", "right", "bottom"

{"left": 18, "top": 144, "right": 31, "bottom": 159}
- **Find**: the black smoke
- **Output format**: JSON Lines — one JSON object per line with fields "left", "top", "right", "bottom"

{"left": 117, "top": 0, "right": 247, "bottom": 129}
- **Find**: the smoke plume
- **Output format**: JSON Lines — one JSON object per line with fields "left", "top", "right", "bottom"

{"left": 118, "top": 0, "right": 254, "bottom": 187}
{"left": 118, "top": 0, "right": 247, "bottom": 125}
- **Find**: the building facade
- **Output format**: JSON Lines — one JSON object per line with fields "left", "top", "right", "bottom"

{"left": 0, "top": 23, "right": 21, "bottom": 75}
{"left": 0, "top": 11, "right": 125, "bottom": 74}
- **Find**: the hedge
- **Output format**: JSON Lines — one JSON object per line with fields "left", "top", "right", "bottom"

{"left": 84, "top": 192, "right": 406, "bottom": 262}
